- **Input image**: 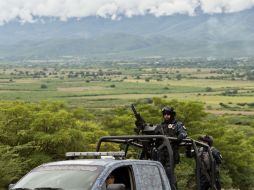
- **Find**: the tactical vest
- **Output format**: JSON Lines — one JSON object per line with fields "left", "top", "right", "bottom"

{"left": 199, "top": 147, "right": 211, "bottom": 171}
{"left": 162, "top": 123, "right": 177, "bottom": 137}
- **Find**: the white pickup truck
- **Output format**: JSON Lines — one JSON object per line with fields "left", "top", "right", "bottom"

{"left": 10, "top": 154, "right": 171, "bottom": 190}
{"left": 10, "top": 135, "right": 217, "bottom": 190}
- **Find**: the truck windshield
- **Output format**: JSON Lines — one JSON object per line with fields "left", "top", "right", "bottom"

{"left": 13, "top": 165, "right": 103, "bottom": 190}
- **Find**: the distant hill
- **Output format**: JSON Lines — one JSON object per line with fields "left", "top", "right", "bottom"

{"left": 0, "top": 9, "right": 254, "bottom": 58}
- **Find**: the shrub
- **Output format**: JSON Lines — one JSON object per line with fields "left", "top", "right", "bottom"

{"left": 40, "top": 84, "right": 48, "bottom": 89}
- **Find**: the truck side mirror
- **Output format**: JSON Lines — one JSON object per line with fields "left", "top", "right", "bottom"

{"left": 107, "top": 184, "right": 126, "bottom": 190}
{"left": 8, "top": 184, "right": 15, "bottom": 190}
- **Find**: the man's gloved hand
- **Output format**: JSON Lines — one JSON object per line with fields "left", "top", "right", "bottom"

{"left": 175, "top": 138, "right": 182, "bottom": 144}
{"left": 135, "top": 120, "right": 143, "bottom": 127}
{"left": 176, "top": 133, "right": 186, "bottom": 143}
{"left": 134, "top": 128, "right": 140, "bottom": 134}
{"left": 185, "top": 146, "right": 193, "bottom": 158}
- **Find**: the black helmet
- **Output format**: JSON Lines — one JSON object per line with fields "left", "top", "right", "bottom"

{"left": 162, "top": 106, "right": 176, "bottom": 116}
{"left": 198, "top": 135, "right": 213, "bottom": 146}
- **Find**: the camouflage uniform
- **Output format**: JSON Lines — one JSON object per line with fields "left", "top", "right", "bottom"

{"left": 198, "top": 135, "right": 222, "bottom": 190}
{"left": 156, "top": 106, "right": 187, "bottom": 189}
{"left": 211, "top": 146, "right": 222, "bottom": 190}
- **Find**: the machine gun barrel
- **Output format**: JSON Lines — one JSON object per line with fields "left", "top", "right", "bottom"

{"left": 131, "top": 104, "right": 146, "bottom": 134}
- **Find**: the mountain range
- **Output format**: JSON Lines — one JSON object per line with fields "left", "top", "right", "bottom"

{"left": 0, "top": 9, "right": 254, "bottom": 59}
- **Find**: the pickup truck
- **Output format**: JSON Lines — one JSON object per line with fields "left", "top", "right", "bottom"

{"left": 10, "top": 155, "right": 171, "bottom": 190}
{"left": 10, "top": 135, "right": 217, "bottom": 190}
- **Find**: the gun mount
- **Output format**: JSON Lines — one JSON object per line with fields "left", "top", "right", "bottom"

{"left": 96, "top": 135, "right": 217, "bottom": 190}
{"left": 131, "top": 104, "right": 162, "bottom": 135}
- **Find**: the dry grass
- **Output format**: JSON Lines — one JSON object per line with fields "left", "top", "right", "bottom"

{"left": 57, "top": 86, "right": 106, "bottom": 92}
{"left": 206, "top": 110, "right": 254, "bottom": 115}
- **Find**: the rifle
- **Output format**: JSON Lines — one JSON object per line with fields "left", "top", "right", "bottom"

{"left": 131, "top": 104, "right": 146, "bottom": 134}
{"left": 131, "top": 104, "right": 158, "bottom": 160}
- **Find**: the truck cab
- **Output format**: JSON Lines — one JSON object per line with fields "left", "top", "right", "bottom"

{"left": 10, "top": 158, "right": 170, "bottom": 190}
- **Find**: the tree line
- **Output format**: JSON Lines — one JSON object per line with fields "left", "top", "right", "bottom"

{"left": 0, "top": 98, "right": 253, "bottom": 189}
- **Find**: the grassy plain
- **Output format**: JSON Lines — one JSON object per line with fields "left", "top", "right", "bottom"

{"left": 0, "top": 65, "right": 253, "bottom": 114}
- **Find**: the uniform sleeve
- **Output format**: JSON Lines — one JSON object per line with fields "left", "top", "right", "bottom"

{"left": 211, "top": 147, "right": 222, "bottom": 164}
{"left": 175, "top": 121, "right": 187, "bottom": 141}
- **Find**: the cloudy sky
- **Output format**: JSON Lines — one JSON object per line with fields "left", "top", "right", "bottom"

{"left": 1, "top": 0, "right": 254, "bottom": 25}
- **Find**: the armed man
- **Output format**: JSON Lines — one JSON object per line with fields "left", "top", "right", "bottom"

{"left": 131, "top": 104, "right": 187, "bottom": 189}
{"left": 198, "top": 135, "right": 222, "bottom": 190}
{"left": 159, "top": 106, "right": 187, "bottom": 162}
{"left": 157, "top": 106, "right": 188, "bottom": 188}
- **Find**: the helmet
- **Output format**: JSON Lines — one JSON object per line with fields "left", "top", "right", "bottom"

{"left": 162, "top": 106, "right": 176, "bottom": 116}
{"left": 198, "top": 135, "right": 213, "bottom": 146}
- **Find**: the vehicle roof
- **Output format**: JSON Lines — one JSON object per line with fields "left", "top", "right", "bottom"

{"left": 40, "top": 159, "right": 160, "bottom": 167}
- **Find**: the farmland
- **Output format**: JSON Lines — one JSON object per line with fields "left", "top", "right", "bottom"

{"left": 0, "top": 57, "right": 253, "bottom": 113}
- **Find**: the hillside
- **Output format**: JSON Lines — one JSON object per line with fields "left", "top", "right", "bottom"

{"left": 0, "top": 9, "right": 254, "bottom": 58}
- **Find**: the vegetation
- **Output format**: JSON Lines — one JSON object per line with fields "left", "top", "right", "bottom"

{"left": 0, "top": 98, "right": 253, "bottom": 189}
{"left": 0, "top": 58, "right": 253, "bottom": 189}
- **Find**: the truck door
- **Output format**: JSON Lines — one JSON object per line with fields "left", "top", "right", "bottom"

{"left": 134, "top": 163, "right": 171, "bottom": 190}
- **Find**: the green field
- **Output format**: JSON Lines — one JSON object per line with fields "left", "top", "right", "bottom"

{"left": 0, "top": 64, "right": 253, "bottom": 113}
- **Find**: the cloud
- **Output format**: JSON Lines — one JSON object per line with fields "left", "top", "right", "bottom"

{"left": 200, "top": 0, "right": 254, "bottom": 13}
{"left": 0, "top": 0, "right": 254, "bottom": 25}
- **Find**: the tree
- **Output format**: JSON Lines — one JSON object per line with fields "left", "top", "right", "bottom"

{"left": 0, "top": 145, "right": 23, "bottom": 189}
{"left": 40, "top": 84, "right": 48, "bottom": 89}
{"left": 205, "top": 87, "right": 213, "bottom": 92}
{"left": 176, "top": 74, "right": 182, "bottom": 80}
{"left": 0, "top": 101, "right": 104, "bottom": 186}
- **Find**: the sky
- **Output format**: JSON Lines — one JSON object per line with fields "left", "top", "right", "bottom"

{"left": 0, "top": 0, "right": 254, "bottom": 25}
